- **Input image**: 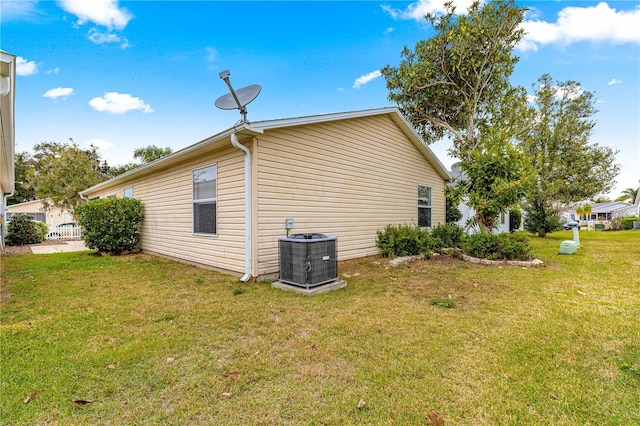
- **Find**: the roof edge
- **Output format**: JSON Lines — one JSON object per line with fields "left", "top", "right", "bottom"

{"left": 81, "top": 107, "right": 452, "bottom": 194}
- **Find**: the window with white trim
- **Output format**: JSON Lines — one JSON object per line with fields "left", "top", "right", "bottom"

{"left": 124, "top": 187, "right": 133, "bottom": 198}
{"left": 193, "top": 164, "right": 217, "bottom": 235}
{"left": 418, "top": 185, "right": 432, "bottom": 227}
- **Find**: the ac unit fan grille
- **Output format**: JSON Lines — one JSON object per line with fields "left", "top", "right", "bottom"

{"left": 279, "top": 235, "right": 338, "bottom": 288}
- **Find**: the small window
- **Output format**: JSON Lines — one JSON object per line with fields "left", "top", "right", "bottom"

{"left": 107, "top": 194, "right": 117, "bottom": 199}
{"left": 193, "top": 165, "right": 217, "bottom": 235}
{"left": 124, "top": 187, "right": 133, "bottom": 198}
{"left": 500, "top": 213, "right": 506, "bottom": 225}
{"left": 418, "top": 185, "right": 432, "bottom": 227}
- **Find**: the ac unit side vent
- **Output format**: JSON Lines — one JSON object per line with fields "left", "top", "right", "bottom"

{"left": 279, "top": 234, "right": 338, "bottom": 289}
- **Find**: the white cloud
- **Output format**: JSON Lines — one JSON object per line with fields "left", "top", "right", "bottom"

{"left": 529, "top": 84, "right": 585, "bottom": 103}
{"left": 89, "top": 92, "right": 154, "bottom": 114}
{"left": 16, "top": 56, "right": 38, "bottom": 76}
{"left": 42, "top": 87, "right": 74, "bottom": 99}
{"left": 46, "top": 67, "right": 60, "bottom": 75}
{"left": 88, "top": 28, "right": 129, "bottom": 48}
{"left": 86, "top": 138, "right": 113, "bottom": 150}
{"left": 353, "top": 70, "right": 382, "bottom": 89}
{"left": 382, "top": 0, "right": 480, "bottom": 20}
{"left": 59, "top": 0, "right": 133, "bottom": 30}
{"left": 205, "top": 47, "right": 218, "bottom": 62}
{"left": 519, "top": 2, "right": 640, "bottom": 52}
{"left": 0, "top": 0, "right": 40, "bottom": 22}
{"left": 553, "top": 84, "right": 584, "bottom": 100}
{"left": 608, "top": 78, "right": 622, "bottom": 86}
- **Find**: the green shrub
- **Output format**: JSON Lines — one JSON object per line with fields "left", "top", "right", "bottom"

{"left": 462, "top": 232, "right": 500, "bottom": 260}
{"left": 76, "top": 198, "right": 143, "bottom": 254}
{"left": 6, "top": 214, "right": 45, "bottom": 246}
{"left": 621, "top": 216, "right": 640, "bottom": 231}
{"left": 376, "top": 224, "right": 443, "bottom": 257}
{"left": 431, "top": 224, "right": 465, "bottom": 248}
{"left": 34, "top": 221, "right": 49, "bottom": 238}
{"left": 496, "top": 232, "right": 532, "bottom": 260}
{"left": 462, "top": 232, "right": 532, "bottom": 261}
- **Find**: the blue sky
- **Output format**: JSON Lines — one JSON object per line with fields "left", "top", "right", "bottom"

{"left": 2, "top": 0, "right": 639, "bottom": 198}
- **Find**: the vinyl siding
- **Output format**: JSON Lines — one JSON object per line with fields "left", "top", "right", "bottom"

{"left": 85, "top": 146, "right": 247, "bottom": 274}
{"left": 255, "top": 114, "right": 446, "bottom": 276}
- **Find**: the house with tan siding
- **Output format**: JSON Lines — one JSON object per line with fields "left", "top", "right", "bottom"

{"left": 80, "top": 108, "right": 451, "bottom": 280}
{"left": 6, "top": 199, "right": 75, "bottom": 226}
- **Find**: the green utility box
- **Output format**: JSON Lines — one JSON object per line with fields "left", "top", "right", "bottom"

{"left": 559, "top": 240, "right": 578, "bottom": 255}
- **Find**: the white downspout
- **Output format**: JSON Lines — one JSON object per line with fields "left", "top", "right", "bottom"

{"left": 231, "top": 132, "right": 252, "bottom": 282}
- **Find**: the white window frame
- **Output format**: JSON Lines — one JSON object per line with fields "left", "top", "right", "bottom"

{"left": 418, "top": 185, "right": 432, "bottom": 228}
{"left": 124, "top": 187, "right": 133, "bottom": 198}
{"left": 192, "top": 164, "right": 217, "bottom": 235}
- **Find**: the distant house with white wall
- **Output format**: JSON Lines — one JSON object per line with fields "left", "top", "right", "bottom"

{"left": 564, "top": 199, "right": 639, "bottom": 226}
{"left": 448, "top": 162, "right": 512, "bottom": 234}
{"left": 6, "top": 199, "right": 76, "bottom": 226}
{"left": 1, "top": 51, "right": 16, "bottom": 250}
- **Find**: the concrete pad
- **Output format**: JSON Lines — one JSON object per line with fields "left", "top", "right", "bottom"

{"left": 271, "top": 279, "right": 347, "bottom": 296}
{"left": 31, "top": 240, "right": 90, "bottom": 254}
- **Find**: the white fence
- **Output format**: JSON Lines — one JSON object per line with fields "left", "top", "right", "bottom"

{"left": 46, "top": 225, "right": 83, "bottom": 240}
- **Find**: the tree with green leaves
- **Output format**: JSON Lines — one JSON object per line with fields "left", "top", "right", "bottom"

{"left": 26, "top": 142, "right": 105, "bottom": 212}
{"left": 382, "top": 0, "right": 531, "bottom": 232}
{"left": 6, "top": 152, "right": 36, "bottom": 206}
{"left": 615, "top": 188, "right": 638, "bottom": 203}
{"left": 133, "top": 145, "right": 173, "bottom": 164}
{"left": 382, "top": 0, "right": 528, "bottom": 156}
{"left": 522, "top": 74, "right": 620, "bottom": 236}
{"left": 459, "top": 138, "right": 533, "bottom": 233}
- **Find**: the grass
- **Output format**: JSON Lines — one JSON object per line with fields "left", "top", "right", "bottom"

{"left": 1, "top": 230, "right": 639, "bottom": 425}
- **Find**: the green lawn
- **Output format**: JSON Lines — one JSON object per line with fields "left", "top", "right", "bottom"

{"left": 1, "top": 231, "right": 639, "bottom": 425}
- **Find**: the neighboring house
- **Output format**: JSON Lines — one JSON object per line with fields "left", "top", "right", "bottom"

{"left": 565, "top": 200, "right": 639, "bottom": 225}
{"left": 1, "top": 51, "right": 16, "bottom": 250}
{"left": 448, "top": 162, "right": 512, "bottom": 234}
{"left": 6, "top": 199, "right": 75, "bottom": 226}
{"left": 81, "top": 108, "right": 451, "bottom": 279}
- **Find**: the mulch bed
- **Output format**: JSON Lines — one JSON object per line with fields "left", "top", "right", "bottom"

{"left": 1, "top": 240, "right": 74, "bottom": 255}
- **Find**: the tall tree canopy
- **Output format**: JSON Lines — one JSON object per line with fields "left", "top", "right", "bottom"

{"left": 26, "top": 142, "right": 105, "bottom": 211}
{"left": 382, "top": 0, "right": 528, "bottom": 159}
{"left": 382, "top": 0, "right": 532, "bottom": 232}
{"left": 133, "top": 145, "right": 173, "bottom": 164}
{"left": 522, "top": 74, "right": 620, "bottom": 236}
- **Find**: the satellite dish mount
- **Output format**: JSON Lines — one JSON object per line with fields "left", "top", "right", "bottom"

{"left": 215, "top": 70, "right": 261, "bottom": 123}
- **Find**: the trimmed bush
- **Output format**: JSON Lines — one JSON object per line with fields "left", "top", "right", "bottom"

{"left": 35, "top": 221, "right": 49, "bottom": 238}
{"left": 495, "top": 232, "right": 532, "bottom": 260}
{"left": 6, "top": 214, "right": 45, "bottom": 246}
{"left": 376, "top": 224, "right": 443, "bottom": 257}
{"left": 76, "top": 198, "right": 143, "bottom": 254}
{"left": 621, "top": 216, "right": 640, "bottom": 231}
{"left": 431, "top": 224, "right": 465, "bottom": 248}
{"left": 462, "top": 232, "right": 532, "bottom": 261}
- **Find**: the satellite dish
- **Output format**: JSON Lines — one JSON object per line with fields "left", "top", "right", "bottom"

{"left": 214, "top": 70, "right": 261, "bottom": 122}
{"left": 215, "top": 84, "right": 261, "bottom": 110}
